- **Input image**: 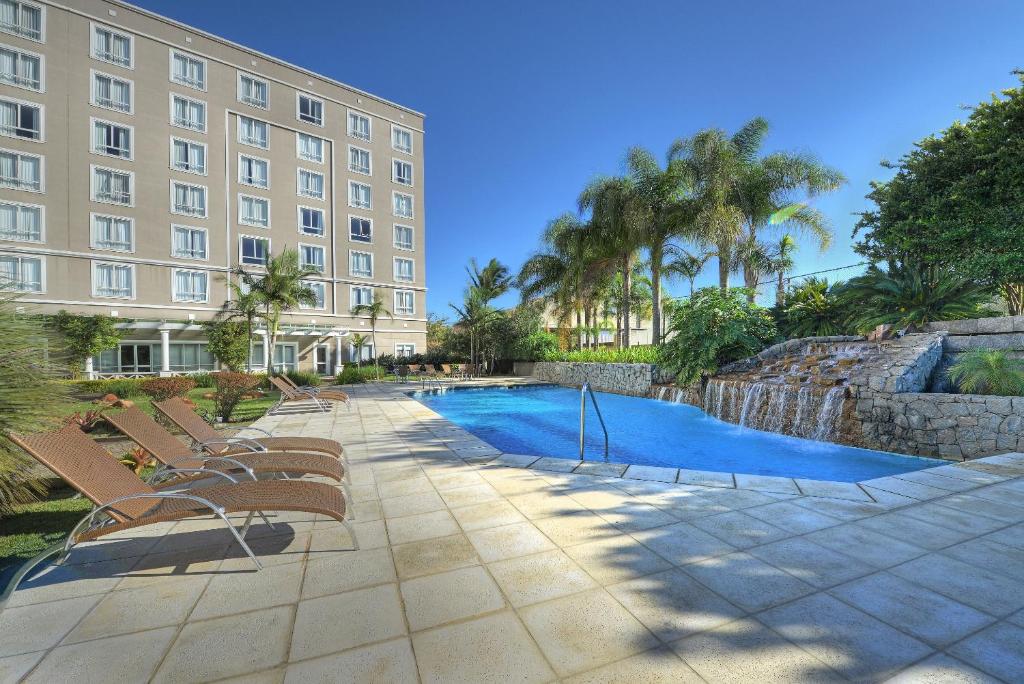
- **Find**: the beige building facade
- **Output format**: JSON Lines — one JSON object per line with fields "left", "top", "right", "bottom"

{"left": 0, "top": 0, "right": 426, "bottom": 376}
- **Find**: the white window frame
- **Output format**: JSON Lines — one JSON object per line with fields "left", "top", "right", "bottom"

{"left": 349, "top": 249, "right": 373, "bottom": 279}
{"left": 0, "top": 1, "right": 44, "bottom": 43}
{"left": 237, "top": 115, "right": 269, "bottom": 149}
{"left": 392, "top": 158, "right": 414, "bottom": 186}
{"left": 171, "top": 268, "right": 209, "bottom": 303}
{"left": 237, "top": 193, "right": 270, "bottom": 228}
{"left": 393, "top": 224, "right": 414, "bottom": 251}
{"left": 169, "top": 180, "right": 208, "bottom": 218}
{"left": 169, "top": 92, "right": 206, "bottom": 133}
{"left": 347, "top": 110, "right": 371, "bottom": 141}
{"left": 236, "top": 71, "right": 268, "bottom": 109}
{"left": 295, "top": 131, "right": 324, "bottom": 164}
{"left": 237, "top": 152, "right": 270, "bottom": 189}
{"left": 0, "top": 200, "right": 43, "bottom": 243}
{"left": 394, "top": 290, "right": 415, "bottom": 316}
{"left": 393, "top": 257, "right": 414, "bottom": 283}
{"left": 0, "top": 95, "right": 42, "bottom": 142}
{"left": 297, "top": 205, "right": 324, "bottom": 237}
{"left": 350, "top": 285, "right": 372, "bottom": 310}
{"left": 395, "top": 343, "right": 416, "bottom": 357}
{"left": 393, "top": 191, "right": 414, "bottom": 219}
{"left": 348, "top": 181, "right": 371, "bottom": 209}
{"left": 169, "top": 48, "right": 206, "bottom": 91}
{"left": 169, "top": 136, "right": 207, "bottom": 176}
{"left": 298, "top": 242, "right": 326, "bottom": 273}
{"left": 239, "top": 234, "right": 270, "bottom": 267}
{"left": 297, "top": 167, "right": 324, "bottom": 200}
{"left": 300, "top": 280, "right": 326, "bottom": 310}
{"left": 89, "top": 22, "right": 133, "bottom": 69}
{"left": 347, "top": 144, "right": 372, "bottom": 176}
{"left": 91, "top": 260, "right": 135, "bottom": 300}
{"left": 348, "top": 214, "right": 372, "bottom": 244}
{"left": 170, "top": 223, "right": 209, "bottom": 261}
{"left": 89, "top": 68, "right": 133, "bottom": 115}
{"left": 90, "top": 164, "right": 132, "bottom": 206}
{"left": 89, "top": 212, "right": 134, "bottom": 253}
{"left": 0, "top": 147, "right": 42, "bottom": 192}
{"left": 0, "top": 251, "right": 44, "bottom": 292}
{"left": 0, "top": 42, "right": 44, "bottom": 92}
{"left": 391, "top": 123, "right": 413, "bottom": 154}
{"left": 90, "top": 117, "right": 133, "bottom": 160}
{"left": 296, "top": 92, "right": 324, "bottom": 127}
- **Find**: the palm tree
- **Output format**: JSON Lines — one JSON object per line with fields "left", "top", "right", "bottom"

{"left": 449, "top": 290, "right": 499, "bottom": 368}
{"left": 781, "top": 277, "right": 849, "bottom": 337}
{"left": 665, "top": 246, "right": 713, "bottom": 297}
{"left": 219, "top": 274, "right": 262, "bottom": 370}
{"left": 467, "top": 258, "right": 513, "bottom": 305}
{"left": 772, "top": 234, "right": 798, "bottom": 305}
{"left": 947, "top": 349, "right": 1024, "bottom": 396}
{"left": 349, "top": 332, "right": 368, "bottom": 368}
{"left": 351, "top": 293, "right": 393, "bottom": 379}
{"left": 731, "top": 236, "right": 774, "bottom": 300}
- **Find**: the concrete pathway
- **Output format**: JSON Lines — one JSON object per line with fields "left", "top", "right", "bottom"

{"left": 2, "top": 380, "right": 1024, "bottom": 683}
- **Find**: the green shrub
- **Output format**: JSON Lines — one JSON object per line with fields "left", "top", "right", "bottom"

{"left": 189, "top": 372, "right": 216, "bottom": 388}
{"left": 541, "top": 345, "right": 661, "bottom": 364}
{"left": 70, "top": 378, "right": 147, "bottom": 398}
{"left": 947, "top": 349, "right": 1024, "bottom": 396}
{"left": 285, "top": 370, "right": 321, "bottom": 387}
{"left": 212, "top": 372, "right": 260, "bottom": 422}
{"left": 140, "top": 376, "right": 197, "bottom": 401}
{"left": 203, "top": 320, "right": 250, "bottom": 371}
{"left": 336, "top": 366, "right": 367, "bottom": 385}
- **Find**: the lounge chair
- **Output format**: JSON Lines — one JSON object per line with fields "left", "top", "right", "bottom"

{"left": 440, "top": 363, "right": 455, "bottom": 379}
{"left": 395, "top": 365, "right": 411, "bottom": 383}
{"left": 153, "top": 396, "right": 346, "bottom": 466}
{"left": 268, "top": 376, "right": 349, "bottom": 414}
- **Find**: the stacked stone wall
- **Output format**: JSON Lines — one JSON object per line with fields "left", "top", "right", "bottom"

{"left": 531, "top": 362, "right": 659, "bottom": 396}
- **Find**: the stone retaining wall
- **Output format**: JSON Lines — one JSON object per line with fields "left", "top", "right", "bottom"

{"left": 531, "top": 362, "right": 661, "bottom": 396}
{"left": 923, "top": 316, "right": 1024, "bottom": 392}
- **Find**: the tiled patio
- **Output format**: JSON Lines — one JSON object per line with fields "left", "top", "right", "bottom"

{"left": 3, "top": 380, "right": 1024, "bottom": 683}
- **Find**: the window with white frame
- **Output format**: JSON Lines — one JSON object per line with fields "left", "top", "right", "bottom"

{"left": 238, "top": 154, "right": 269, "bottom": 188}
{"left": 394, "top": 257, "right": 414, "bottom": 282}
{"left": 299, "top": 243, "right": 325, "bottom": 272}
{"left": 300, "top": 280, "right": 325, "bottom": 309}
{"left": 349, "top": 216, "right": 371, "bottom": 243}
{"left": 0, "top": 149, "right": 40, "bottom": 191}
{"left": 91, "top": 71, "right": 131, "bottom": 113}
{"left": 171, "top": 224, "right": 207, "bottom": 259}
{"left": 171, "top": 94, "right": 205, "bottom": 132}
{"left": 92, "top": 119, "right": 131, "bottom": 159}
{"left": 395, "top": 343, "right": 415, "bottom": 358}
{"left": 92, "top": 166, "right": 131, "bottom": 205}
{"left": 350, "top": 285, "right": 372, "bottom": 309}
{"left": 348, "top": 145, "right": 370, "bottom": 175}
{"left": 251, "top": 342, "right": 297, "bottom": 372}
{"left": 298, "top": 206, "right": 323, "bottom": 236}
{"left": 0, "top": 201, "right": 41, "bottom": 242}
{"left": 0, "top": 45, "right": 41, "bottom": 90}
{"left": 296, "top": 132, "right": 323, "bottom": 163}
{"left": 172, "top": 268, "right": 208, "bottom": 302}
{"left": 90, "top": 213, "right": 132, "bottom": 252}
{"left": 350, "top": 341, "right": 373, "bottom": 362}
{"left": 170, "top": 50, "right": 205, "bottom": 90}
{"left": 0, "top": 98, "right": 40, "bottom": 140}
{"left": 297, "top": 168, "right": 323, "bottom": 199}
{"left": 0, "top": 1, "right": 42, "bottom": 41}
{"left": 171, "top": 181, "right": 206, "bottom": 217}
{"left": 350, "top": 250, "right": 372, "bottom": 278}
{"left": 392, "top": 159, "right": 413, "bottom": 186}
{"left": 92, "top": 24, "right": 131, "bottom": 68}
{"left": 393, "top": 192, "right": 413, "bottom": 218}
{"left": 238, "top": 195, "right": 269, "bottom": 227}
{"left": 392, "top": 125, "right": 412, "bottom": 154}
{"left": 394, "top": 224, "right": 413, "bottom": 250}
{"left": 394, "top": 290, "right": 414, "bottom": 316}
{"left": 170, "top": 137, "right": 206, "bottom": 174}
{"left": 237, "top": 73, "right": 267, "bottom": 108}
{"left": 238, "top": 116, "right": 268, "bottom": 148}
{"left": 349, "top": 181, "right": 371, "bottom": 209}
{"left": 92, "top": 261, "right": 133, "bottom": 298}
{"left": 0, "top": 253, "right": 41, "bottom": 291}
{"left": 240, "top": 235, "right": 269, "bottom": 266}
{"left": 348, "top": 111, "right": 370, "bottom": 140}
{"left": 297, "top": 93, "right": 323, "bottom": 125}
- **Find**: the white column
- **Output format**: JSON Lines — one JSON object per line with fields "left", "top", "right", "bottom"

{"left": 259, "top": 331, "right": 270, "bottom": 372}
{"left": 335, "top": 334, "right": 344, "bottom": 374}
{"left": 84, "top": 356, "right": 95, "bottom": 380}
{"left": 159, "top": 329, "right": 171, "bottom": 376}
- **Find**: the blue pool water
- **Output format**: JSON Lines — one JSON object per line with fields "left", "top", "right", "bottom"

{"left": 413, "top": 384, "right": 946, "bottom": 482}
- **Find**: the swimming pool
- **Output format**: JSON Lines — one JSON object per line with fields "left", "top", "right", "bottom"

{"left": 412, "top": 384, "right": 946, "bottom": 482}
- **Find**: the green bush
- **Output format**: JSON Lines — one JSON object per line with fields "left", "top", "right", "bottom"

{"left": 212, "top": 372, "right": 260, "bottom": 422}
{"left": 285, "top": 370, "right": 322, "bottom": 387}
{"left": 336, "top": 366, "right": 367, "bottom": 385}
{"left": 203, "top": 320, "right": 250, "bottom": 371}
{"left": 70, "top": 378, "right": 147, "bottom": 398}
{"left": 947, "top": 349, "right": 1024, "bottom": 396}
{"left": 140, "top": 376, "right": 197, "bottom": 401}
{"left": 541, "top": 345, "right": 662, "bottom": 364}
{"left": 189, "top": 372, "right": 216, "bottom": 388}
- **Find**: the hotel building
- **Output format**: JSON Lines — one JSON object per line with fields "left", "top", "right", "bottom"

{"left": 0, "top": 0, "right": 426, "bottom": 376}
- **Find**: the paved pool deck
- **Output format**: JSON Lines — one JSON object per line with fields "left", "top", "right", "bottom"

{"left": 2, "top": 378, "right": 1024, "bottom": 682}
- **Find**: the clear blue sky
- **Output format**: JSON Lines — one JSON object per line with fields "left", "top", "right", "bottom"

{"left": 136, "top": 0, "right": 1024, "bottom": 316}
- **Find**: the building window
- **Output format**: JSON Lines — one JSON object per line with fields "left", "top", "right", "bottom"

{"left": 173, "top": 269, "right": 208, "bottom": 302}
{"left": 298, "top": 206, "right": 324, "bottom": 236}
{"left": 172, "top": 224, "right": 207, "bottom": 259}
{"left": 300, "top": 280, "right": 325, "bottom": 309}
{"left": 394, "top": 224, "right": 413, "bottom": 251}
{"left": 238, "top": 195, "right": 269, "bottom": 228}
{"left": 297, "top": 93, "right": 323, "bottom": 125}
{"left": 297, "top": 168, "right": 324, "bottom": 199}
{"left": 350, "top": 341, "right": 373, "bottom": 362}
{"left": 299, "top": 244, "right": 325, "bottom": 273}
{"left": 392, "top": 125, "right": 412, "bottom": 154}
{"left": 0, "top": 201, "right": 41, "bottom": 242}
{"left": 170, "top": 50, "right": 205, "bottom": 90}
{"left": 92, "top": 261, "right": 133, "bottom": 298}
{"left": 350, "top": 250, "right": 372, "bottom": 278}
{"left": 394, "top": 257, "right": 414, "bottom": 282}
{"left": 0, "top": 1, "right": 42, "bottom": 41}
{"left": 0, "top": 253, "right": 41, "bottom": 291}
{"left": 395, "top": 343, "right": 415, "bottom": 358}
{"left": 240, "top": 235, "right": 269, "bottom": 266}
{"left": 0, "top": 97, "right": 40, "bottom": 140}
{"left": 170, "top": 137, "right": 206, "bottom": 174}
{"left": 238, "top": 154, "right": 269, "bottom": 188}
{"left": 392, "top": 159, "right": 413, "bottom": 186}
{"left": 348, "top": 111, "right": 370, "bottom": 140}
{"left": 350, "top": 285, "right": 372, "bottom": 309}
{"left": 0, "top": 149, "right": 41, "bottom": 191}
{"left": 92, "top": 166, "right": 131, "bottom": 205}
{"left": 171, "top": 181, "right": 206, "bottom": 217}
{"left": 251, "top": 343, "right": 297, "bottom": 373}
{"left": 394, "top": 290, "right": 414, "bottom": 316}
{"left": 237, "top": 72, "right": 268, "bottom": 108}
{"left": 349, "top": 181, "right": 371, "bottom": 209}
{"left": 167, "top": 343, "right": 214, "bottom": 372}
{"left": 393, "top": 192, "right": 414, "bottom": 219}
{"left": 238, "top": 116, "right": 268, "bottom": 148}
{"left": 296, "top": 132, "right": 323, "bottom": 163}
{"left": 349, "top": 216, "right": 371, "bottom": 243}
{"left": 91, "top": 24, "right": 131, "bottom": 68}
{"left": 0, "top": 45, "right": 41, "bottom": 91}
{"left": 92, "top": 119, "right": 131, "bottom": 159}
{"left": 348, "top": 145, "right": 371, "bottom": 175}
{"left": 91, "top": 70, "right": 131, "bottom": 113}
{"left": 171, "top": 94, "right": 205, "bottom": 132}
{"left": 91, "top": 213, "right": 133, "bottom": 252}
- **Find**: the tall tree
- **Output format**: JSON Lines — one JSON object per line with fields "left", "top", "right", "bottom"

{"left": 466, "top": 258, "right": 513, "bottom": 305}
{"left": 219, "top": 275, "right": 262, "bottom": 370}
{"left": 664, "top": 246, "right": 713, "bottom": 296}
{"left": 351, "top": 293, "right": 393, "bottom": 379}
{"left": 772, "top": 234, "right": 798, "bottom": 305}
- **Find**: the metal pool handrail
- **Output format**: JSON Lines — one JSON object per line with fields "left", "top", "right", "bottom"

{"left": 579, "top": 382, "right": 609, "bottom": 461}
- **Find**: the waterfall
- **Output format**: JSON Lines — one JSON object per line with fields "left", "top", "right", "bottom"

{"left": 738, "top": 382, "right": 766, "bottom": 427}
{"left": 812, "top": 387, "right": 846, "bottom": 441}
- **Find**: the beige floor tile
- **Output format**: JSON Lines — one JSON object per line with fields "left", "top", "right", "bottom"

{"left": 683, "top": 551, "right": 814, "bottom": 612}
{"left": 301, "top": 547, "right": 395, "bottom": 599}
{"left": 562, "top": 646, "right": 703, "bottom": 684}
{"left": 191, "top": 561, "right": 304, "bottom": 621}
{"left": 26, "top": 626, "right": 177, "bottom": 683}
{"left": 631, "top": 521, "right": 737, "bottom": 566}
{"left": 290, "top": 584, "right": 406, "bottom": 662}
{"left": 391, "top": 533, "right": 480, "bottom": 579}
{"left": 562, "top": 534, "right": 672, "bottom": 585}
{"left": 400, "top": 565, "right": 506, "bottom": 631}
{"left": 386, "top": 509, "right": 460, "bottom": 545}
{"left": 0, "top": 651, "right": 44, "bottom": 683}
{"left": 438, "top": 483, "right": 503, "bottom": 508}
{"left": 284, "top": 638, "right": 418, "bottom": 683}
{"left": 467, "top": 522, "right": 556, "bottom": 562}
{"left": 65, "top": 576, "right": 208, "bottom": 643}
{"left": 884, "top": 653, "right": 1002, "bottom": 684}
{"left": 377, "top": 476, "right": 435, "bottom": 499}
{"left": 380, "top": 491, "right": 446, "bottom": 518}
{"left": 690, "top": 510, "right": 791, "bottom": 549}
{"left": 533, "top": 510, "right": 621, "bottom": 547}
{"left": 449, "top": 499, "right": 527, "bottom": 531}
{"left": 487, "top": 549, "right": 597, "bottom": 607}
{"left": 748, "top": 537, "right": 876, "bottom": 589}
{"left": 508, "top": 490, "right": 590, "bottom": 519}
{"left": 0, "top": 595, "right": 102, "bottom": 657}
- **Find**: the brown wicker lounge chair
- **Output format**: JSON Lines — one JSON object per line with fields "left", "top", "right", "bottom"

{"left": 268, "top": 376, "right": 349, "bottom": 414}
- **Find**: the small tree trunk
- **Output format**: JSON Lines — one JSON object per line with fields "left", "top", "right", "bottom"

{"left": 1003, "top": 282, "right": 1024, "bottom": 316}
{"left": 622, "top": 254, "right": 632, "bottom": 348}
{"left": 583, "top": 307, "right": 591, "bottom": 350}
{"left": 650, "top": 243, "right": 663, "bottom": 345}
{"left": 717, "top": 242, "right": 731, "bottom": 292}
{"left": 776, "top": 271, "right": 785, "bottom": 306}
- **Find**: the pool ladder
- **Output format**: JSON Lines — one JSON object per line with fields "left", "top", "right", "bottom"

{"left": 579, "top": 382, "right": 609, "bottom": 461}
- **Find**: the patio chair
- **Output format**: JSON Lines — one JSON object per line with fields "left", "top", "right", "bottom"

{"left": 395, "top": 365, "right": 411, "bottom": 383}
{"left": 440, "top": 363, "right": 456, "bottom": 379}
{"left": 268, "top": 376, "right": 349, "bottom": 414}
